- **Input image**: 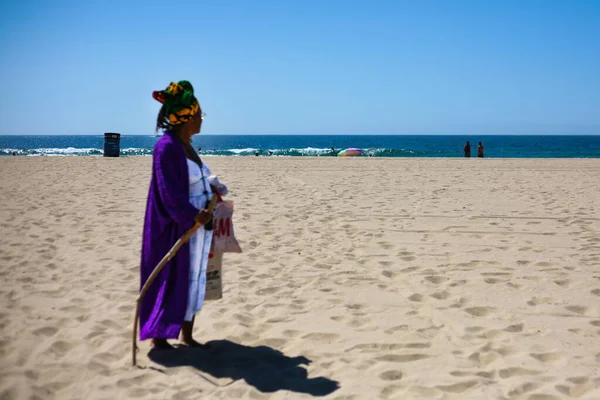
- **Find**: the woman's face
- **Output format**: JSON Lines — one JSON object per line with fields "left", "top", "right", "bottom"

{"left": 190, "top": 111, "right": 203, "bottom": 134}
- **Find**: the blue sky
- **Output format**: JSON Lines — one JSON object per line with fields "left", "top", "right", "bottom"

{"left": 0, "top": 0, "right": 599, "bottom": 135}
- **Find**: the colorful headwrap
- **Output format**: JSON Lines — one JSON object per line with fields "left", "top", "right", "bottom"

{"left": 152, "top": 81, "right": 200, "bottom": 126}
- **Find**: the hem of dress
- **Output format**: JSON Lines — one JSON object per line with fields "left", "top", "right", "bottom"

{"left": 139, "top": 324, "right": 182, "bottom": 341}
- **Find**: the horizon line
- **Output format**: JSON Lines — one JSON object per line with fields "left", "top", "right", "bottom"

{"left": 1, "top": 133, "right": 599, "bottom": 137}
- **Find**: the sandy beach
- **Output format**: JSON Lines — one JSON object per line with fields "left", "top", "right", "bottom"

{"left": 1, "top": 156, "right": 599, "bottom": 400}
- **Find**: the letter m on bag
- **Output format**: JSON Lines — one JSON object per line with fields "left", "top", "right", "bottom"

{"left": 216, "top": 218, "right": 231, "bottom": 237}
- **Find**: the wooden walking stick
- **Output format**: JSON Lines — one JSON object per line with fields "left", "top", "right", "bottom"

{"left": 132, "top": 195, "right": 218, "bottom": 366}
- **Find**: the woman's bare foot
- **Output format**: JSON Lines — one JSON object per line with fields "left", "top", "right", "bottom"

{"left": 152, "top": 339, "right": 174, "bottom": 349}
{"left": 180, "top": 319, "right": 209, "bottom": 348}
{"left": 180, "top": 337, "right": 209, "bottom": 348}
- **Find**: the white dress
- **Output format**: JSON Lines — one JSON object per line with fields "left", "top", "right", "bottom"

{"left": 184, "top": 159, "right": 214, "bottom": 321}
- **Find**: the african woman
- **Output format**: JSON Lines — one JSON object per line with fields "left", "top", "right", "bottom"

{"left": 139, "top": 80, "right": 215, "bottom": 349}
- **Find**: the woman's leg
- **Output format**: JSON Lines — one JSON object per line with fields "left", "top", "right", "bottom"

{"left": 180, "top": 316, "right": 208, "bottom": 347}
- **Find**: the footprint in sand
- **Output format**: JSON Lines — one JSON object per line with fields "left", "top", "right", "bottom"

{"left": 87, "top": 360, "right": 110, "bottom": 375}
{"left": 400, "top": 266, "right": 420, "bottom": 273}
{"left": 530, "top": 352, "right": 562, "bottom": 364}
{"left": 527, "top": 297, "right": 552, "bottom": 306}
{"left": 266, "top": 316, "right": 294, "bottom": 324}
{"left": 498, "top": 367, "right": 542, "bottom": 379}
{"left": 409, "top": 386, "right": 443, "bottom": 398}
{"left": 376, "top": 354, "right": 429, "bottom": 362}
{"left": 347, "top": 343, "right": 402, "bottom": 352}
{"left": 507, "top": 382, "right": 541, "bottom": 397}
{"left": 553, "top": 279, "right": 570, "bottom": 287}
{"left": 256, "top": 286, "right": 283, "bottom": 296}
{"left": 281, "top": 330, "right": 301, "bottom": 339}
{"left": 591, "top": 289, "right": 600, "bottom": 297}
{"left": 115, "top": 375, "right": 154, "bottom": 389}
{"left": 450, "top": 370, "right": 496, "bottom": 379}
{"left": 481, "top": 272, "right": 511, "bottom": 276}
{"left": 565, "top": 305, "right": 589, "bottom": 315}
{"left": 555, "top": 381, "right": 596, "bottom": 398}
{"left": 380, "top": 384, "right": 403, "bottom": 399}
{"left": 526, "top": 394, "right": 561, "bottom": 400}
{"left": 302, "top": 332, "right": 340, "bottom": 342}
{"left": 408, "top": 293, "right": 424, "bottom": 302}
{"left": 379, "top": 370, "right": 403, "bottom": 381}
{"left": 504, "top": 323, "right": 524, "bottom": 333}
{"left": 378, "top": 242, "right": 394, "bottom": 250}
{"left": 330, "top": 315, "right": 348, "bottom": 323}
{"left": 46, "top": 340, "right": 75, "bottom": 357}
{"left": 536, "top": 261, "right": 552, "bottom": 267}
{"left": 450, "top": 297, "right": 468, "bottom": 309}
{"left": 468, "top": 352, "right": 498, "bottom": 366}
{"left": 477, "top": 329, "right": 507, "bottom": 340}
{"left": 430, "top": 290, "right": 450, "bottom": 300}
{"left": 425, "top": 275, "right": 449, "bottom": 285}
{"left": 385, "top": 325, "right": 409, "bottom": 334}
{"left": 464, "top": 307, "right": 493, "bottom": 317}
{"left": 507, "top": 282, "right": 524, "bottom": 289}
{"left": 381, "top": 270, "right": 398, "bottom": 278}
{"left": 495, "top": 346, "right": 519, "bottom": 357}
{"left": 436, "top": 380, "right": 478, "bottom": 393}
{"left": 404, "top": 342, "right": 431, "bottom": 349}
{"left": 258, "top": 338, "right": 288, "bottom": 348}
{"left": 33, "top": 327, "right": 58, "bottom": 337}
{"left": 465, "top": 326, "right": 485, "bottom": 333}
{"left": 39, "top": 380, "right": 73, "bottom": 393}
{"left": 347, "top": 317, "right": 370, "bottom": 328}
{"left": 346, "top": 303, "right": 363, "bottom": 310}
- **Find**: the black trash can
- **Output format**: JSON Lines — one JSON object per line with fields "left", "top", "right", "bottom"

{"left": 104, "top": 133, "right": 120, "bottom": 157}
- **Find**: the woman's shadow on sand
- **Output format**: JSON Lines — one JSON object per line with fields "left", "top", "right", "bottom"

{"left": 148, "top": 339, "right": 339, "bottom": 397}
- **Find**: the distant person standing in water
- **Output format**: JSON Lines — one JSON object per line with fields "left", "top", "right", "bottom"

{"left": 463, "top": 141, "right": 471, "bottom": 158}
{"left": 477, "top": 142, "right": 484, "bottom": 158}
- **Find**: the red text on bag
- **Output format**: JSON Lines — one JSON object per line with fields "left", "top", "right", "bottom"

{"left": 214, "top": 217, "right": 231, "bottom": 238}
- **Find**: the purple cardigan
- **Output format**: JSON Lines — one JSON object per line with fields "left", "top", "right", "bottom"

{"left": 139, "top": 132, "right": 199, "bottom": 340}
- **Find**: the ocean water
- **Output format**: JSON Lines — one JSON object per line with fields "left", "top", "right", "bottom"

{"left": 0, "top": 135, "right": 599, "bottom": 158}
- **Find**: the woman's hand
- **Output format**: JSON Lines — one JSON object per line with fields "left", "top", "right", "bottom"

{"left": 195, "top": 209, "right": 213, "bottom": 225}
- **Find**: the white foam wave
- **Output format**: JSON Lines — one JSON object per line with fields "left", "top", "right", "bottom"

{"left": 39, "top": 147, "right": 99, "bottom": 154}
{"left": 227, "top": 148, "right": 259, "bottom": 154}
{"left": 1, "top": 147, "right": 152, "bottom": 156}
{"left": 288, "top": 147, "right": 333, "bottom": 154}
